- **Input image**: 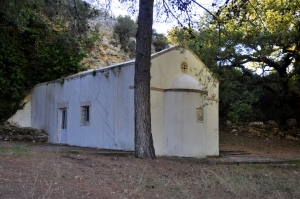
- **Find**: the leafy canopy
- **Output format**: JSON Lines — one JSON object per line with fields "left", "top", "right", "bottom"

{"left": 168, "top": 0, "right": 300, "bottom": 125}
{"left": 113, "top": 15, "right": 170, "bottom": 57}
{"left": 0, "top": 0, "right": 97, "bottom": 122}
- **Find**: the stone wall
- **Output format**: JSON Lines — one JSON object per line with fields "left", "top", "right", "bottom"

{"left": 225, "top": 120, "right": 300, "bottom": 141}
{"left": 0, "top": 126, "right": 48, "bottom": 142}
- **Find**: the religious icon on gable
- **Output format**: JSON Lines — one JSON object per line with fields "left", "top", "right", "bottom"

{"left": 196, "top": 107, "right": 203, "bottom": 122}
{"left": 181, "top": 61, "right": 188, "bottom": 73}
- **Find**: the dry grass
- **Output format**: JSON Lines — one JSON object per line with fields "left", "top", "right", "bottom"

{"left": 0, "top": 142, "right": 300, "bottom": 199}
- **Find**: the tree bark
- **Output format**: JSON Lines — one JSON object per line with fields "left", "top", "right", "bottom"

{"left": 295, "top": 98, "right": 300, "bottom": 128}
{"left": 134, "top": 0, "right": 156, "bottom": 159}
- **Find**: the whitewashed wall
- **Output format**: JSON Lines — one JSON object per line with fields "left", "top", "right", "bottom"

{"left": 8, "top": 95, "right": 32, "bottom": 127}
{"left": 31, "top": 63, "right": 135, "bottom": 150}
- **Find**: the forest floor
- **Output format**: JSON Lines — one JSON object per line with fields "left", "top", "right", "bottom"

{"left": 0, "top": 129, "right": 300, "bottom": 199}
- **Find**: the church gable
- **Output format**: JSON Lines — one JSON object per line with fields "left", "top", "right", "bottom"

{"left": 150, "top": 47, "right": 218, "bottom": 100}
{"left": 150, "top": 47, "right": 219, "bottom": 157}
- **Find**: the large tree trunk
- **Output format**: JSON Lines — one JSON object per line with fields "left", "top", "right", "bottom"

{"left": 134, "top": 0, "right": 156, "bottom": 159}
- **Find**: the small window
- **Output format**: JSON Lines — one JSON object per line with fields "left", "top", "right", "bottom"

{"left": 81, "top": 106, "right": 90, "bottom": 126}
{"left": 61, "top": 109, "right": 67, "bottom": 129}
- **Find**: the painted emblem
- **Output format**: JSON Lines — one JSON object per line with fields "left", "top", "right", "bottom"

{"left": 181, "top": 61, "right": 188, "bottom": 73}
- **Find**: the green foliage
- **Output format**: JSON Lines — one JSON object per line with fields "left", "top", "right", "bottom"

{"left": 0, "top": 0, "right": 96, "bottom": 122}
{"left": 152, "top": 30, "right": 170, "bottom": 52}
{"left": 113, "top": 16, "right": 137, "bottom": 58}
{"left": 0, "top": 28, "right": 28, "bottom": 120}
{"left": 168, "top": 26, "right": 220, "bottom": 70}
{"left": 216, "top": 67, "right": 262, "bottom": 123}
{"left": 213, "top": 0, "right": 300, "bottom": 125}
{"left": 67, "top": 150, "right": 80, "bottom": 154}
{"left": 168, "top": 0, "right": 300, "bottom": 125}
{"left": 113, "top": 16, "right": 170, "bottom": 57}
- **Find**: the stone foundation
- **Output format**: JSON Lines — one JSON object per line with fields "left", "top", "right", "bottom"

{"left": 0, "top": 126, "right": 48, "bottom": 142}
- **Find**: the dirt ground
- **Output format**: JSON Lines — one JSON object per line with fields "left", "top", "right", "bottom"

{"left": 220, "top": 131, "right": 300, "bottom": 158}
{"left": 1, "top": 130, "right": 300, "bottom": 199}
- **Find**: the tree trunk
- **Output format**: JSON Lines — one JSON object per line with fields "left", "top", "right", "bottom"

{"left": 134, "top": 0, "right": 156, "bottom": 159}
{"left": 296, "top": 99, "right": 300, "bottom": 128}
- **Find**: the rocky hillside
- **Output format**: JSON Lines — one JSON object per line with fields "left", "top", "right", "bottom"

{"left": 82, "top": 16, "right": 132, "bottom": 69}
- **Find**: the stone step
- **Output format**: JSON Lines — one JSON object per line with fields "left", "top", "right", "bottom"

{"left": 219, "top": 149, "right": 251, "bottom": 156}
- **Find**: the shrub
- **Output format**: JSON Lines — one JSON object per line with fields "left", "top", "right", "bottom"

{"left": 113, "top": 16, "right": 137, "bottom": 58}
